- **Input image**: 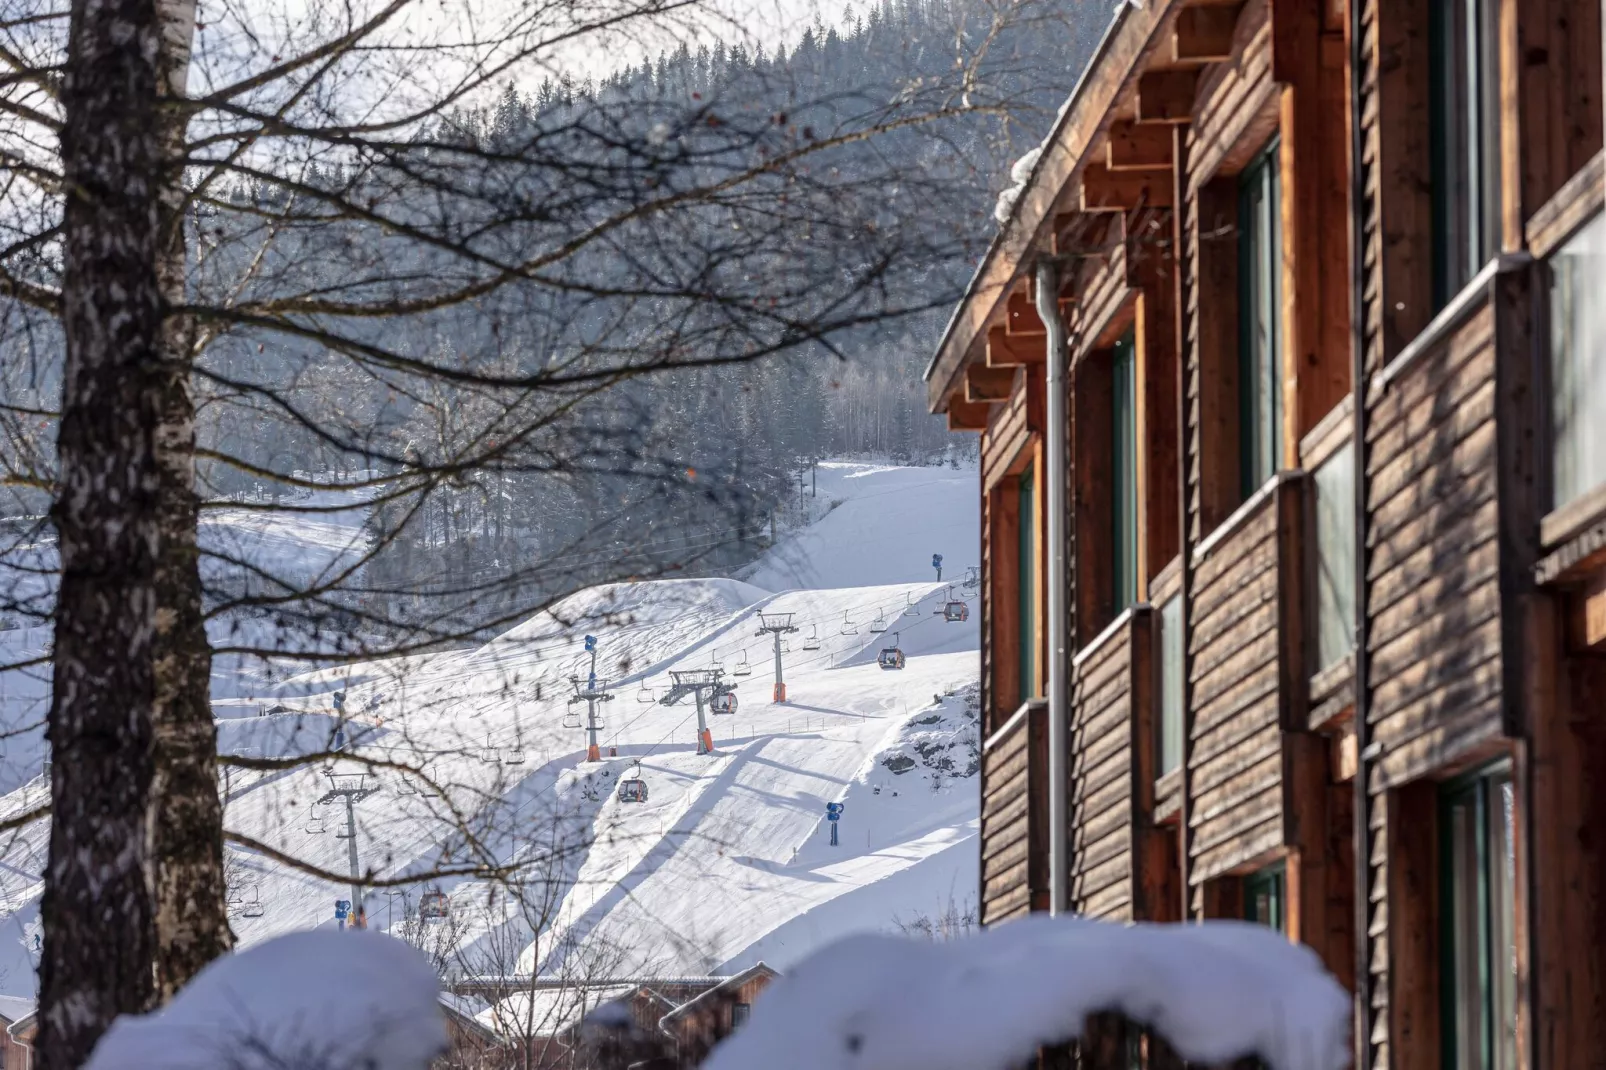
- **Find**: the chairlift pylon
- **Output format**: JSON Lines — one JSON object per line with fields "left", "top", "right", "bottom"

{"left": 877, "top": 632, "right": 906, "bottom": 671}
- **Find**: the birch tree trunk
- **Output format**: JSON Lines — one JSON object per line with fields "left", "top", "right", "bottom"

{"left": 149, "top": 0, "right": 234, "bottom": 1000}
{"left": 38, "top": 0, "right": 165, "bottom": 1063}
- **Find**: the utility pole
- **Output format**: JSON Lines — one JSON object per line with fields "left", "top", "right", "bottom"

{"left": 755, "top": 612, "right": 799, "bottom": 703}
{"left": 663, "top": 669, "right": 734, "bottom": 755}
{"left": 569, "top": 636, "right": 614, "bottom": 762}
{"left": 320, "top": 768, "right": 378, "bottom": 928}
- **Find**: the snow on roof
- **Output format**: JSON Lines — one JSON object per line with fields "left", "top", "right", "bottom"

{"left": 703, "top": 916, "right": 1350, "bottom": 1070}
{"left": 478, "top": 984, "right": 639, "bottom": 1039}
{"left": 83, "top": 931, "right": 447, "bottom": 1070}
{"left": 0, "top": 994, "right": 34, "bottom": 1026}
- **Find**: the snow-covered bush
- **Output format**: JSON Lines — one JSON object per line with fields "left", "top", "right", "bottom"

{"left": 704, "top": 914, "right": 1350, "bottom": 1070}
{"left": 84, "top": 931, "right": 447, "bottom": 1070}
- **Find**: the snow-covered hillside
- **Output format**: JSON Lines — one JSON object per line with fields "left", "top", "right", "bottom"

{"left": 0, "top": 461, "right": 981, "bottom": 1008}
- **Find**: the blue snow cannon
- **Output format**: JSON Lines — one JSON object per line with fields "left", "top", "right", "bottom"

{"left": 826, "top": 802, "right": 846, "bottom": 847}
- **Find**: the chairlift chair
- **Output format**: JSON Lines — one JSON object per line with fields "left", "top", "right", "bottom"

{"left": 242, "top": 887, "right": 264, "bottom": 919}
{"left": 963, "top": 566, "right": 980, "bottom": 590}
{"left": 636, "top": 685, "right": 655, "bottom": 704}
{"left": 480, "top": 735, "right": 500, "bottom": 763}
{"left": 840, "top": 610, "right": 857, "bottom": 635}
{"left": 802, "top": 625, "right": 821, "bottom": 651}
{"left": 305, "top": 807, "right": 327, "bottom": 835}
{"left": 869, "top": 609, "right": 887, "bottom": 634}
{"left": 398, "top": 773, "right": 418, "bottom": 795}
{"left": 562, "top": 702, "right": 583, "bottom": 730}
{"left": 733, "top": 651, "right": 753, "bottom": 677}
{"left": 419, "top": 890, "right": 451, "bottom": 922}
{"left": 336, "top": 819, "right": 355, "bottom": 840}
{"left": 712, "top": 691, "right": 738, "bottom": 716}
{"left": 503, "top": 744, "right": 526, "bottom": 764}
{"left": 877, "top": 633, "right": 906, "bottom": 671}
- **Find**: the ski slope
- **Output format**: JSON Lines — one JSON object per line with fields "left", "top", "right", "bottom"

{"left": 0, "top": 461, "right": 982, "bottom": 1005}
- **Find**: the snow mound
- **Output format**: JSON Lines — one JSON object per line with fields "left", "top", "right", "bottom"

{"left": 85, "top": 931, "right": 446, "bottom": 1070}
{"left": 705, "top": 915, "right": 1350, "bottom": 1070}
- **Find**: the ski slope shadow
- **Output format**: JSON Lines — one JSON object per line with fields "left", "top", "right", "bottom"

{"left": 536, "top": 737, "right": 777, "bottom": 975}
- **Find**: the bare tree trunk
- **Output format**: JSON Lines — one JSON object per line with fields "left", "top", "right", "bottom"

{"left": 39, "top": 0, "right": 166, "bottom": 1063}
{"left": 149, "top": 0, "right": 234, "bottom": 1000}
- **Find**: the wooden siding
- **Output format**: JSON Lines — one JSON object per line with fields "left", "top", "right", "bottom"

{"left": 1070, "top": 239, "right": 1132, "bottom": 364}
{"left": 1186, "top": 0, "right": 1277, "bottom": 189}
{"left": 1363, "top": 301, "right": 1504, "bottom": 791}
{"left": 980, "top": 701, "right": 1048, "bottom": 925}
{"left": 982, "top": 369, "right": 1032, "bottom": 494}
{"left": 1186, "top": 486, "right": 1288, "bottom": 900}
{"left": 1069, "top": 613, "right": 1140, "bottom": 920}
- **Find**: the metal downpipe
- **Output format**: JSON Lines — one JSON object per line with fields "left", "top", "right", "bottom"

{"left": 1036, "top": 258, "right": 1070, "bottom": 915}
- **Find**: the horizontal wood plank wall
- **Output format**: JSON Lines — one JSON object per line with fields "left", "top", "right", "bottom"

{"left": 1186, "top": 0, "right": 1275, "bottom": 189}
{"left": 982, "top": 489, "right": 994, "bottom": 736}
{"left": 1186, "top": 491, "right": 1286, "bottom": 909}
{"left": 980, "top": 709, "right": 1034, "bottom": 924}
{"left": 1070, "top": 242, "right": 1132, "bottom": 364}
{"left": 1364, "top": 302, "right": 1504, "bottom": 791}
{"left": 1070, "top": 615, "right": 1138, "bottom": 920}
{"left": 982, "top": 372, "right": 1030, "bottom": 494}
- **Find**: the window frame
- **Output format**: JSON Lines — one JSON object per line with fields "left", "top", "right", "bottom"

{"left": 1243, "top": 861, "right": 1286, "bottom": 933}
{"left": 731, "top": 1002, "right": 751, "bottom": 1029}
{"left": 1237, "top": 139, "right": 1284, "bottom": 498}
{"left": 1157, "top": 594, "right": 1184, "bottom": 776}
{"left": 1429, "top": 0, "right": 1502, "bottom": 307}
{"left": 1018, "top": 466, "right": 1038, "bottom": 700}
{"left": 1439, "top": 763, "right": 1518, "bottom": 1070}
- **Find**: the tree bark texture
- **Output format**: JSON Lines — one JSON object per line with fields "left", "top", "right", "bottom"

{"left": 40, "top": 0, "right": 166, "bottom": 1063}
{"left": 149, "top": 0, "right": 234, "bottom": 1001}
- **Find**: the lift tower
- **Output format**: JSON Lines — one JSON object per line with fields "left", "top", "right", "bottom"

{"left": 569, "top": 634, "right": 614, "bottom": 762}
{"left": 319, "top": 767, "right": 378, "bottom": 928}
{"left": 662, "top": 669, "right": 735, "bottom": 755}
{"left": 755, "top": 612, "right": 800, "bottom": 702}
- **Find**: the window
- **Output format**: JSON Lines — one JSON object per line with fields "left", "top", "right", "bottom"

{"left": 1549, "top": 210, "right": 1606, "bottom": 508}
{"left": 1158, "top": 596, "right": 1184, "bottom": 775}
{"left": 1442, "top": 768, "right": 1518, "bottom": 1070}
{"left": 1018, "top": 467, "right": 1037, "bottom": 699}
{"left": 1244, "top": 863, "right": 1285, "bottom": 932}
{"left": 731, "top": 1002, "right": 751, "bottom": 1029}
{"left": 1112, "top": 329, "right": 1139, "bottom": 608}
{"left": 1238, "top": 142, "right": 1283, "bottom": 496}
{"left": 1313, "top": 442, "right": 1357, "bottom": 670}
{"left": 1430, "top": 0, "right": 1501, "bottom": 304}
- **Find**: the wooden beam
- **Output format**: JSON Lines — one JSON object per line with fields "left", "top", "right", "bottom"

{"left": 987, "top": 325, "right": 1045, "bottom": 367}
{"left": 1006, "top": 290, "right": 1045, "bottom": 335}
{"left": 1172, "top": 5, "right": 1239, "bottom": 63}
{"left": 1081, "top": 164, "right": 1175, "bottom": 212}
{"left": 1135, "top": 69, "right": 1198, "bottom": 124}
{"left": 1568, "top": 568, "right": 1606, "bottom": 651}
{"left": 1106, "top": 120, "right": 1175, "bottom": 171}
{"left": 947, "top": 398, "right": 990, "bottom": 431}
{"left": 965, "top": 364, "right": 1016, "bottom": 404}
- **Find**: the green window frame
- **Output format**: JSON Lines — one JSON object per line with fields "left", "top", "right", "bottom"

{"left": 1018, "top": 467, "right": 1037, "bottom": 699}
{"left": 1238, "top": 141, "right": 1283, "bottom": 497}
{"left": 1158, "top": 595, "right": 1184, "bottom": 775}
{"left": 1430, "top": 0, "right": 1501, "bottom": 306}
{"left": 1244, "top": 862, "right": 1285, "bottom": 933}
{"left": 1549, "top": 209, "right": 1606, "bottom": 509}
{"left": 1441, "top": 766, "right": 1518, "bottom": 1070}
{"left": 1112, "top": 328, "right": 1139, "bottom": 608}
{"left": 1313, "top": 442, "right": 1357, "bottom": 671}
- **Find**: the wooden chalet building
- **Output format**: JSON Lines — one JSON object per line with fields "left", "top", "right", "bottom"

{"left": 926, "top": 0, "right": 1603, "bottom": 1065}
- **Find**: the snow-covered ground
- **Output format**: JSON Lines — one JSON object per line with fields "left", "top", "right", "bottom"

{"left": 0, "top": 461, "right": 982, "bottom": 1013}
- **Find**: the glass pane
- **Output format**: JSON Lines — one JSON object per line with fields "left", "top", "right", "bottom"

{"left": 1448, "top": 791, "right": 1488, "bottom": 1070}
{"left": 1159, "top": 596, "right": 1184, "bottom": 774}
{"left": 1244, "top": 865, "right": 1284, "bottom": 933}
{"left": 1239, "top": 146, "right": 1283, "bottom": 496}
{"left": 1432, "top": 0, "right": 1500, "bottom": 301}
{"left": 1550, "top": 210, "right": 1606, "bottom": 507}
{"left": 1113, "top": 332, "right": 1138, "bottom": 608}
{"left": 1314, "top": 443, "right": 1357, "bottom": 669}
{"left": 1489, "top": 777, "right": 1518, "bottom": 1070}
{"left": 1019, "top": 468, "right": 1035, "bottom": 699}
